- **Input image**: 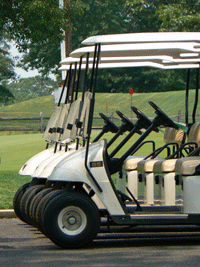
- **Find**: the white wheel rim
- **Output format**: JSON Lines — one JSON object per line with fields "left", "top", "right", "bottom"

{"left": 57, "top": 206, "right": 87, "bottom": 236}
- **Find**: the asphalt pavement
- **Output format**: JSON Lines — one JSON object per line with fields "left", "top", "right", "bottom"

{"left": 1, "top": 218, "right": 200, "bottom": 267}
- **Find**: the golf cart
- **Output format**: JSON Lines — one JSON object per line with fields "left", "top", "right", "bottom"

{"left": 14, "top": 32, "right": 200, "bottom": 249}
{"left": 14, "top": 53, "right": 147, "bottom": 224}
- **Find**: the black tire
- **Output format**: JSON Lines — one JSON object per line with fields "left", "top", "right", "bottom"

{"left": 41, "top": 192, "right": 100, "bottom": 249}
{"left": 29, "top": 188, "right": 53, "bottom": 227}
{"left": 35, "top": 189, "right": 63, "bottom": 233}
{"left": 13, "top": 182, "right": 31, "bottom": 222}
{"left": 20, "top": 185, "right": 44, "bottom": 225}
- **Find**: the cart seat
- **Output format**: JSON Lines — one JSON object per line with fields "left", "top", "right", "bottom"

{"left": 137, "top": 157, "right": 163, "bottom": 173}
{"left": 124, "top": 156, "right": 145, "bottom": 171}
{"left": 153, "top": 158, "right": 178, "bottom": 173}
{"left": 175, "top": 156, "right": 200, "bottom": 176}
{"left": 123, "top": 127, "right": 184, "bottom": 172}
{"left": 153, "top": 122, "right": 200, "bottom": 174}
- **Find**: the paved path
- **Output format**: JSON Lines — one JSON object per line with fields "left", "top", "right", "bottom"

{"left": 1, "top": 219, "right": 200, "bottom": 267}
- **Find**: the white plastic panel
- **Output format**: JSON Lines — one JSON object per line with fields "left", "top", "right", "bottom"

{"left": 183, "top": 176, "right": 200, "bottom": 213}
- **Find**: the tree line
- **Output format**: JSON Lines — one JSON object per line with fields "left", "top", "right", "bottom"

{"left": 0, "top": 0, "right": 200, "bottom": 105}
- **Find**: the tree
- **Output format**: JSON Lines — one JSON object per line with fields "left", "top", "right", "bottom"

{"left": 156, "top": 0, "right": 200, "bottom": 32}
{"left": 0, "top": 0, "right": 69, "bottom": 103}
{"left": 0, "top": 0, "right": 69, "bottom": 77}
{"left": 96, "top": 67, "right": 189, "bottom": 93}
{"left": 71, "top": 0, "right": 128, "bottom": 48}
{"left": 16, "top": 0, "right": 130, "bottom": 76}
{"left": 7, "top": 76, "right": 59, "bottom": 103}
{"left": 72, "top": 0, "right": 166, "bottom": 93}
{"left": 1, "top": 0, "right": 200, "bottom": 97}
{"left": 124, "top": 0, "right": 162, "bottom": 32}
{"left": 0, "top": 32, "right": 15, "bottom": 105}
{"left": 0, "top": 85, "right": 14, "bottom": 105}
{"left": 1, "top": 0, "right": 67, "bottom": 45}
{"left": 18, "top": 41, "right": 61, "bottom": 77}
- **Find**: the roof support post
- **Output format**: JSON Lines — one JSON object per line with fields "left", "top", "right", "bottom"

{"left": 84, "top": 44, "right": 102, "bottom": 192}
{"left": 58, "top": 68, "right": 70, "bottom": 106}
{"left": 185, "top": 69, "right": 190, "bottom": 126}
{"left": 192, "top": 66, "right": 200, "bottom": 124}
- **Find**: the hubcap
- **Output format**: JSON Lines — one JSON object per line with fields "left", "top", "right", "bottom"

{"left": 58, "top": 206, "right": 87, "bottom": 236}
{"left": 68, "top": 217, "right": 76, "bottom": 225}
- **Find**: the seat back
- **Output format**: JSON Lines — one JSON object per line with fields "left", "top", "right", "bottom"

{"left": 79, "top": 91, "right": 93, "bottom": 139}
{"left": 42, "top": 106, "right": 62, "bottom": 141}
{"left": 50, "top": 103, "right": 70, "bottom": 141}
{"left": 60, "top": 91, "right": 93, "bottom": 142}
{"left": 187, "top": 122, "right": 200, "bottom": 146}
{"left": 60, "top": 98, "right": 82, "bottom": 142}
{"left": 164, "top": 127, "right": 185, "bottom": 146}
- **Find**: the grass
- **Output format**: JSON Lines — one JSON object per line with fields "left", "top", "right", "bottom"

{"left": 0, "top": 95, "right": 54, "bottom": 118}
{"left": 0, "top": 133, "right": 45, "bottom": 209}
{"left": 0, "top": 133, "right": 45, "bottom": 171}
{"left": 0, "top": 171, "right": 31, "bottom": 209}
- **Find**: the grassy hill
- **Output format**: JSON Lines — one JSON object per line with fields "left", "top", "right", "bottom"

{"left": 0, "top": 90, "right": 199, "bottom": 122}
{"left": 0, "top": 95, "right": 55, "bottom": 118}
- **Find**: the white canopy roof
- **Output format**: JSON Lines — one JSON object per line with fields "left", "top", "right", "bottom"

{"left": 82, "top": 32, "right": 200, "bottom": 45}
{"left": 59, "top": 61, "right": 199, "bottom": 71}
{"left": 70, "top": 42, "right": 200, "bottom": 59}
{"left": 60, "top": 33, "right": 200, "bottom": 70}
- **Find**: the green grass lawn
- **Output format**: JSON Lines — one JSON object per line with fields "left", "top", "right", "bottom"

{"left": 0, "top": 133, "right": 45, "bottom": 209}
{"left": 0, "top": 129, "right": 165, "bottom": 209}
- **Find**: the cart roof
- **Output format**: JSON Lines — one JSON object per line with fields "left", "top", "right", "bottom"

{"left": 60, "top": 37, "right": 200, "bottom": 70}
{"left": 82, "top": 32, "right": 200, "bottom": 45}
{"left": 70, "top": 42, "right": 200, "bottom": 60}
{"left": 59, "top": 61, "right": 199, "bottom": 71}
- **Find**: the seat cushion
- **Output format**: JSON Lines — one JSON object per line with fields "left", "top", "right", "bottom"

{"left": 123, "top": 156, "right": 145, "bottom": 171}
{"left": 153, "top": 158, "right": 178, "bottom": 173}
{"left": 175, "top": 156, "right": 200, "bottom": 176}
{"left": 137, "top": 157, "right": 163, "bottom": 173}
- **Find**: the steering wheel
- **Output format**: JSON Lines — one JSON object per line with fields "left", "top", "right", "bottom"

{"left": 99, "top": 112, "right": 119, "bottom": 133}
{"left": 148, "top": 101, "right": 178, "bottom": 129}
{"left": 116, "top": 110, "right": 142, "bottom": 134}
{"left": 131, "top": 106, "right": 159, "bottom": 133}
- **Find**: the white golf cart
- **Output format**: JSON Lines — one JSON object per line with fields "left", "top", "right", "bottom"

{"left": 15, "top": 32, "right": 200, "bottom": 249}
